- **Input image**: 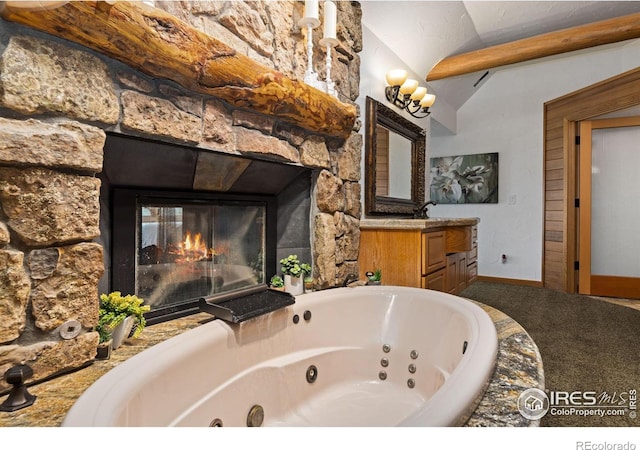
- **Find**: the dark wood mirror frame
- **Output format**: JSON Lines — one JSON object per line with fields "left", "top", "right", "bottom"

{"left": 364, "top": 96, "right": 426, "bottom": 216}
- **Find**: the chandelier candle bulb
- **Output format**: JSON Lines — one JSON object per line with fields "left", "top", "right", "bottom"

{"left": 386, "top": 69, "right": 408, "bottom": 87}
{"left": 399, "top": 79, "right": 419, "bottom": 95}
{"left": 410, "top": 86, "right": 427, "bottom": 101}
{"left": 420, "top": 93, "right": 436, "bottom": 108}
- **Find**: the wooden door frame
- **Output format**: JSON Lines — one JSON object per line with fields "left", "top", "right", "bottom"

{"left": 579, "top": 116, "right": 640, "bottom": 295}
{"left": 543, "top": 67, "right": 640, "bottom": 293}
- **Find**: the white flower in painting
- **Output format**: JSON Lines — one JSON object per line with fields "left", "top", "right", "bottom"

{"left": 431, "top": 175, "right": 463, "bottom": 203}
{"left": 459, "top": 165, "right": 491, "bottom": 194}
{"left": 433, "top": 156, "right": 463, "bottom": 177}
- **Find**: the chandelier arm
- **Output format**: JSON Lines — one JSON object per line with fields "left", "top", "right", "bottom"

{"left": 407, "top": 107, "right": 431, "bottom": 119}
{"left": 385, "top": 84, "right": 432, "bottom": 118}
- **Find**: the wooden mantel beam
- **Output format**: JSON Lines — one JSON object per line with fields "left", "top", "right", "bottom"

{"left": 427, "top": 12, "right": 640, "bottom": 81}
{"left": 0, "top": 1, "right": 356, "bottom": 138}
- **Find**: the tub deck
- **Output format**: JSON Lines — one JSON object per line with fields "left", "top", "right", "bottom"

{"left": 0, "top": 302, "right": 543, "bottom": 427}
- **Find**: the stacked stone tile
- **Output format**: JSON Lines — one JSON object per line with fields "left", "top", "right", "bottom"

{"left": 0, "top": 1, "right": 362, "bottom": 391}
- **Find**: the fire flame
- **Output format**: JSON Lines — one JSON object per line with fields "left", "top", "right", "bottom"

{"left": 177, "top": 232, "right": 211, "bottom": 261}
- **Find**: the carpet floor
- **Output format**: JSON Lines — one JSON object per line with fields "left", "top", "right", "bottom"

{"left": 460, "top": 281, "right": 640, "bottom": 427}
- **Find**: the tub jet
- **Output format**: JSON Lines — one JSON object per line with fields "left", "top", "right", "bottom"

{"left": 209, "top": 418, "right": 223, "bottom": 427}
{"left": 306, "top": 365, "right": 318, "bottom": 383}
{"left": 247, "top": 405, "right": 264, "bottom": 427}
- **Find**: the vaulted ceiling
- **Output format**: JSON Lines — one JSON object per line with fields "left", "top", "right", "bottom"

{"left": 361, "top": 1, "right": 640, "bottom": 111}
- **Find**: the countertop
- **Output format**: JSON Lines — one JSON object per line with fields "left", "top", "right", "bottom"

{"left": 360, "top": 217, "right": 480, "bottom": 230}
{"left": 0, "top": 298, "right": 543, "bottom": 427}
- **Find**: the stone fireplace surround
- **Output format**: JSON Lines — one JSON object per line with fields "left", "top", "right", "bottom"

{"left": 0, "top": 1, "right": 362, "bottom": 392}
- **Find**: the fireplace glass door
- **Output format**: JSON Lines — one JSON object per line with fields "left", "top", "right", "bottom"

{"left": 136, "top": 202, "right": 266, "bottom": 311}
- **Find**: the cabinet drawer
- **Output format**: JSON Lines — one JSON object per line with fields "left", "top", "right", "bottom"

{"left": 467, "top": 244, "right": 478, "bottom": 264}
{"left": 445, "top": 226, "right": 473, "bottom": 252}
{"left": 422, "top": 231, "right": 446, "bottom": 275}
{"left": 422, "top": 267, "right": 446, "bottom": 291}
{"left": 468, "top": 226, "right": 478, "bottom": 263}
{"left": 467, "top": 261, "right": 478, "bottom": 285}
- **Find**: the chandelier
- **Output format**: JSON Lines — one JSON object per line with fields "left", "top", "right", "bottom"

{"left": 384, "top": 69, "right": 436, "bottom": 118}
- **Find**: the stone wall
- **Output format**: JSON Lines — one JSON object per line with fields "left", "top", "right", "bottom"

{"left": 0, "top": 1, "right": 362, "bottom": 392}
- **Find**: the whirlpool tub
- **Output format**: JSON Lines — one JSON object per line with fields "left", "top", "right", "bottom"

{"left": 62, "top": 286, "right": 498, "bottom": 427}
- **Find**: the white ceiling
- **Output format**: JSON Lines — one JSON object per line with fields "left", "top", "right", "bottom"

{"left": 361, "top": 1, "right": 640, "bottom": 111}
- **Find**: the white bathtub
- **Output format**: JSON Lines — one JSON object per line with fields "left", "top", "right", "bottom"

{"left": 62, "top": 286, "right": 498, "bottom": 427}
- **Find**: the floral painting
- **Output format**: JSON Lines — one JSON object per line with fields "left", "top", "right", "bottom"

{"left": 430, "top": 153, "right": 498, "bottom": 204}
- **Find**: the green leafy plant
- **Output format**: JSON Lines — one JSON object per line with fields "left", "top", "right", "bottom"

{"left": 304, "top": 275, "right": 314, "bottom": 284}
{"left": 269, "top": 275, "right": 284, "bottom": 288}
{"left": 279, "top": 255, "right": 312, "bottom": 279}
{"left": 368, "top": 269, "right": 382, "bottom": 282}
{"left": 96, "top": 291, "right": 151, "bottom": 343}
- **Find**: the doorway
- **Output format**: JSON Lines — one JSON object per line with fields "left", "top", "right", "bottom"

{"left": 543, "top": 67, "right": 640, "bottom": 294}
{"left": 578, "top": 116, "right": 640, "bottom": 298}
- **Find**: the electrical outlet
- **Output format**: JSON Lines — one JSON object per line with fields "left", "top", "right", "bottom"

{"left": 508, "top": 194, "right": 517, "bottom": 205}
{"left": 501, "top": 254, "right": 507, "bottom": 263}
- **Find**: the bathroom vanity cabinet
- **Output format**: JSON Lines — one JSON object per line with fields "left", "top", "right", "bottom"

{"left": 359, "top": 218, "right": 479, "bottom": 294}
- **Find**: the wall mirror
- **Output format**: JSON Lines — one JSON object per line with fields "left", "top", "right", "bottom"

{"left": 364, "top": 96, "right": 425, "bottom": 215}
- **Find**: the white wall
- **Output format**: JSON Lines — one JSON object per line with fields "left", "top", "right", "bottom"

{"left": 357, "top": 25, "right": 457, "bottom": 203}
{"left": 429, "top": 39, "right": 640, "bottom": 282}
{"left": 357, "top": 27, "right": 457, "bottom": 133}
{"left": 358, "top": 23, "right": 640, "bottom": 282}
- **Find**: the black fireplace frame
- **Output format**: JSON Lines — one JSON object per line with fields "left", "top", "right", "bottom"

{"left": 111, "top": 188, "right": 278, "bottom": 325}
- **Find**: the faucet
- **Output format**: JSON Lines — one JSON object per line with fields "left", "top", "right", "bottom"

{"left": 413, "top": 200, "right": 436, "bottom": 219}
{"left": 343, "top": 273, "right": 361, "bottom": 287}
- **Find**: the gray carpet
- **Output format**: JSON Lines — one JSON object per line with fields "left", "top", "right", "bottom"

{"left": 460, "top": 281, "right": 640, "bottom": 427}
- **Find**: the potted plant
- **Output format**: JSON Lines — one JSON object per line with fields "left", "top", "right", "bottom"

{"left": 269, "top": 274, "right": 285, "bottom": 291}
{"left": 279, "top": 255, "right": 311, "bottom": 295}
{"left": 367, "top": 269, "right": 382, "bottom": 285}
{"left": 303, "top": 275, "right": 314, "bottom": 293}
{"left": 96, "top": 291, "right": 150, "bottom": 350}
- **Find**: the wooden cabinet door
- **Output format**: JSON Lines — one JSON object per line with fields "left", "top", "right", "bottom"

{"left": 445, "top": 254, "right": 459, "bottom": 294}
{"left": 457, "top": 253, "right": 468, "bottom": 293}
{"left": 359, "top": 229, "right": 422, "bottom": 287}
{"left": 422, "top": 231, "right": 446, "bottom": 275}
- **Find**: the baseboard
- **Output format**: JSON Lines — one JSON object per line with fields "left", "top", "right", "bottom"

{"left": 476, "top": 276, "right": 543, "bottom": 288}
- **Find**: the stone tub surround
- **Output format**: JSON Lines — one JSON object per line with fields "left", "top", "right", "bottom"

{"left": 0, "top": 1, "right": 363, "bottom": 392}
{"left": 465, "top": 301, "right": 545, "bottom": 427}
{"left": 0, "top": 301, "right": 544, "bottom": 427}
